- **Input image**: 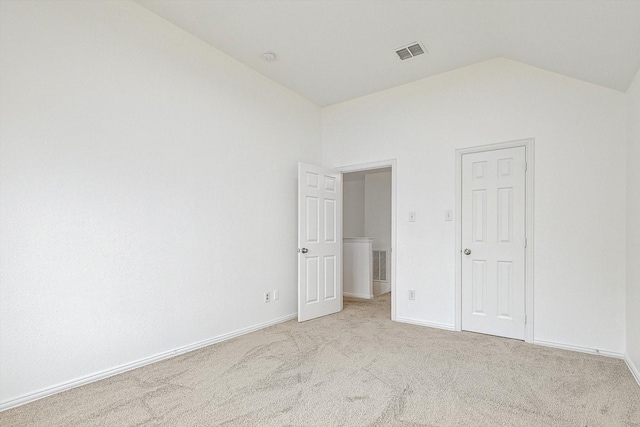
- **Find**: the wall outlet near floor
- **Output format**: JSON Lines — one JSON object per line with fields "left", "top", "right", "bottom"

{"left": 273, "top": 289, "right": 279, "bottom": 300}
{"left": 264, "top": 292, "right": 271, "bottom": 303}
{"left": 408, "top": 290, "right": 416, "bottom": 301}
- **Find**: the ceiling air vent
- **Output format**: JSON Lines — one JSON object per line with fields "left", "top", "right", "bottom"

{"left": 395, "top": 42, "right": 426, "bottom": 61}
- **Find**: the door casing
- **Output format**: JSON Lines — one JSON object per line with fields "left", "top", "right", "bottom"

{"left": 455, "top": 139, "right": 534, "bottom": 343}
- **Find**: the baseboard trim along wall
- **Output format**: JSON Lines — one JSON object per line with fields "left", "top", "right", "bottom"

{"left": 343, "top": 292, "right": 373, "bottom": 299}
{"left": 395, "top": 317, "right": 456, "bottom": 331}
{"left": 3, "top": 315, "right": 636, "bottom": 412}
{"left": 535, "top": 340, "right": 640, "bottom": 388}
{"left": 625, "top": 355, "right": 640, "bottom": 387}
{"left": 533, "top": 339, "right": 625, "bottom": 359}
{"left": 0, "top": 313, "right": 298, "bottom": 412}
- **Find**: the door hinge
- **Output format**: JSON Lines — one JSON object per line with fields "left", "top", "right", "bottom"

{"left": 525, "top": 314, "right": 527, "bottom": 324}
{"left": 524, "top": 238, "right": 527, "bottom": 248}
{"left": 524, "top": 162, "right": 528, "bottom": 172}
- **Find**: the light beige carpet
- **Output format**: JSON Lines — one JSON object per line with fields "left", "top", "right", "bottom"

{"left": 1, "top": 294, "right": 639, "bottom": 426}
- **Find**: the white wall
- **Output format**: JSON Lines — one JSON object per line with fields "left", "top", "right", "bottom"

{"left": 365, "top": 171, "right": 391, "bottom": 293}
{"left": 343, "top": 238, "right": 374, "bottom": 298}
{"left": 627, "top": 69, "right": 640, "bottom": 378}
{"left": 343, "top": 177, "right": 365, "bottom": 237}
{"left": 323, "top": 58, "right": 627, "bottom": 353}
{"left": 0, "top": 0, "right": 321, "bottom": 405}
{"left": 365, "top": 171, "right": 391, "bottom": 253}
{"left": 343, "top": 170, "right": 392, "bottom": 251}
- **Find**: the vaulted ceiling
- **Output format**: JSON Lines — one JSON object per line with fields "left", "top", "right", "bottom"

{"left": 135, "top": 0, "right": 640, "bottom": 106}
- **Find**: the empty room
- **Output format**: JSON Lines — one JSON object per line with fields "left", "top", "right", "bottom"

{"left": 1, "top": 0, "right": 639, "bottom": 426}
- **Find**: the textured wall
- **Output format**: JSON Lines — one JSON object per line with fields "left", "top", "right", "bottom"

{"left": 626, "top": 69, "right": 640, "bottom": 379}
{"left": 343, "top": 177, "right": 365, "bottom": 237}
{"left": 0, "top": 0, "right": 322, "bottom": 404}
{"left": 365, "top": 171, "right": 392, "bottom": 254}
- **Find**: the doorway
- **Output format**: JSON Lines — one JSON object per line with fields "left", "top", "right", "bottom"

{"left": 455, "top": 139, "right": 534, "bottom": 342}
{"left": 340, "top": 160, "right": 396, "bottom": 320}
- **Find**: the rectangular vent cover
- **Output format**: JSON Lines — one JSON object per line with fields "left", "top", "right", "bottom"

{"left": 373, "top": 250, "right": 387, "bottom": 281}
{"left": 395, "top": 42, "right": 426, "bottom": 60}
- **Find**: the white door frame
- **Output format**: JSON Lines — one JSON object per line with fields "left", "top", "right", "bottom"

{"left": 338, "top": 159, "right": 397, "bottom": 321}
{"left": 455, "top": 139, "right": 534, "bottom": 343}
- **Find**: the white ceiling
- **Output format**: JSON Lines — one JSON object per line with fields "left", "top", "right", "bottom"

{"left": 135, "top": 0, "right": 640, "bottom": 107}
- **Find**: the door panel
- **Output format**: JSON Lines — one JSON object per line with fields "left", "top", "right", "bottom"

{"left": 306, "top": 196, "right": 319, "bottom": 242}
{"left": 305, "top": 256, "right": 319, "bottom": 303}
{"left": 472, "top": 260, "right": 486, "bottom": 315}
{"left": 298, "top": 163, "right": 342, "bottom": 322}
{"left": 462, "top": 147, "right": 525, "bottom": 339}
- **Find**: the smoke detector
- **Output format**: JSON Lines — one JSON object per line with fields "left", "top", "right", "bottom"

{"left": 262, "top": 52, "right": 277, "bottom": 62}
{"left": 395, "top": 42, "right": 426, "bottom": 60}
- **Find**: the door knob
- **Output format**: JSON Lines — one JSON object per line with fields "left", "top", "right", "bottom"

{"left": 300, "top": 248, "right": 309, "bottom": 254}
{"left": 464, "top": 249, "right": 471, "bottom": 255}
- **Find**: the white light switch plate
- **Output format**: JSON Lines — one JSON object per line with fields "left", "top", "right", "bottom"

{"left": 409, "top": 211, "right": 416, "bottom": 222}
{"left": 445, "top": 210, "right": 452, "bottom": 221}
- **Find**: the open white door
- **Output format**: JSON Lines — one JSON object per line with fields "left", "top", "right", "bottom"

{"left": 298, "top": 163, "right": 343, "bottom": 322}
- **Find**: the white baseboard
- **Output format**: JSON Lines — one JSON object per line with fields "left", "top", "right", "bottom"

{"left": 395, "top": 317, "right": 455, "bottom": 331}
{"left": 532, "top": 339, "right": 624, "bottom": 359}
{"left": 625, "top": 355, "right": 640, "bottom": 387}
{"left": 0, "top": 313, "right": 297, "bottom": 412}
{"left": 343, "top": 292, "right": 373, "bottom": 299}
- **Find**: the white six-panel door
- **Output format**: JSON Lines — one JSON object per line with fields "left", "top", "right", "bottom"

{"left": 298, "top": 163, "right": 343, "bottom": 322}
{"left": 461, "top": 147, "right": 526, "bottom": 340}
